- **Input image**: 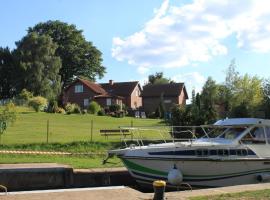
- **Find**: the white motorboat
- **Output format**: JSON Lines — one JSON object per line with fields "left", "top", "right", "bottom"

{"left": 107, "top": 118, "right": 270, "bottom": 188}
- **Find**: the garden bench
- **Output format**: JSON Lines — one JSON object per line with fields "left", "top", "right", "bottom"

{"left": 100, "top": 129, "right": 132, "bottom": 139}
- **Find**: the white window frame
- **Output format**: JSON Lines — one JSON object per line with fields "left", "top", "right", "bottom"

{"left": 84, "top": 99, "right": 89, "bottom": 107}
{"left": 106, "top": 98, "right": 112, "bottom": 106}
{"left": 75, "top": 85, "right": 83, "bottom": 93}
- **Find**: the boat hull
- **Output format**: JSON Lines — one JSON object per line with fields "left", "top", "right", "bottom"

{"left": 120, "top": 157, "right": 270, "bottom": 188}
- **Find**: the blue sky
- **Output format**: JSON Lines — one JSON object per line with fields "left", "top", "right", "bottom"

{"left": 1, "top": 0, "right": 270, "bottom": 96}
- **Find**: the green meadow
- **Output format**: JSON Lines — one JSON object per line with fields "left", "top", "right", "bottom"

{"left": 0, "top": 106, "right": 165, "bottom": 168}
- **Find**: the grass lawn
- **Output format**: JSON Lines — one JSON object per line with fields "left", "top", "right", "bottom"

{"left": 0, "top": 106, "right": 164, "bottom": 168}
{"left": 0, "top": 154, "right": 122, "bottom": 169}
{"left": 190, "top": 189, "right": 270, "bottom": 200}
{"left": 1, "top": 106, "right": 164, "bottom": 144}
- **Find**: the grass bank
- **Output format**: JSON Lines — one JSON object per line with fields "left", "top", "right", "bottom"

{"left": 0, "top": 106, "right": 163, "bottom": 168}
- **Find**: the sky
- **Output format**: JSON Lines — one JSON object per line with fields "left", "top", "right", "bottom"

{"left": 1, "top": 0, "right": 270, "bottom": 97}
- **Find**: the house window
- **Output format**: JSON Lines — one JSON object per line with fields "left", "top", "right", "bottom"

{"left": 135, "top": 90, "right": 140, "bottom": 97}
{"left": 164, "top": 99, "right": 172, "bottom": 103}
{"left": 75, "top": 85, "right": 83, "bottom": 93}
{"left": 84, "top": 99, "right": 89, "bottom": 107}
{"left": 106, "top": 98, "right": 112, "bottom": 106}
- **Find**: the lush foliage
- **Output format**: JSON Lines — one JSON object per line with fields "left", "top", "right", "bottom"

{"left": 15, "top": 32, "right": 62, "bottom": 99}
{"left": 28, "top": 20, "right": 106, "bottom": 88}
{"left": 18, "top": 89, "right": 34, "bottom": 104}
{"left": 0, "top": 48, "right": 19, "bottom": 98}
{"left": 148, "top": 72, "right": 172, "bottom": 84}
{"left": 0, "top": 103, "right": 17, "bottom": 143}
{"left": 109, "top": 104, "right": 121, "bottom": 112}
{"left": 88, "top": 101, "right": 101, "bottom": 114}
{"left": 28, "top": 96, "right": 48, "bottom": 112}
{"left": 65, "top": 103, "right": 81, "bottom": 114}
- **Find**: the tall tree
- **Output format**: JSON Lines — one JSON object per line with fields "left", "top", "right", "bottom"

{"left": 262, "top": 78, "right": 270, "bottom": 118}
{"left": 200, "top": 77, "right": 218, "bottom": 123}
{"left": 148, "top": 72, "right": 171, "bottom": 84}
{"left": 28, "top": 20, "right": 105, "bottom": 88}
{"left": 0, "top": 48, "right": 20, "bottom": 98}
{"left": 15, "top": 32, "right": 61, "bottom": 99}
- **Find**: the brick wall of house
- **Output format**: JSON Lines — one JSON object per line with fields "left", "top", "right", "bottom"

{"left": 63, "top": 82, "right": 97, "bottom": 108}
{"left": 143, "top": 96, "right": 179, "bottom": 114}
{"left": 129, "top": 84, "right": 142, "bottom": 109}
{"left": 178, "top": 88, "right": 186, "bottom": 105}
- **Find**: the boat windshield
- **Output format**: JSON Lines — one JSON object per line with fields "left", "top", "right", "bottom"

{"left": 217, "top": 127, "right": 247, "bottom": 140}
{"left": 202, "top": 126, "right": 247, "bottom": 139}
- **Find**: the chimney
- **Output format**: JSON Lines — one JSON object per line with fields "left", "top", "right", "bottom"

{"left": 109, "top": 80, "right": 114, "bottom": 85}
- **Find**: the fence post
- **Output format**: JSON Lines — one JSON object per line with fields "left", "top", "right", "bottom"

{"left": 90, "top": 120, "right": 93, "bottom": 142}
{"left": 47, "top": 119, "right": 49, "bottom": 144}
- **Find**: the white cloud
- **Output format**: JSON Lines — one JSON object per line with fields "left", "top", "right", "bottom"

{"left": 172, "top": 72, "right": 206, "bottom": 100}
{"left": 112, "top": 0, "right": 270, "bottom": 70}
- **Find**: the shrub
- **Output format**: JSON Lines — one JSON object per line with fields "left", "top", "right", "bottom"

{"left": 97, "top": 109, "right": 105, "bottom": 116}
{"left": 73, "top": 104, "right": 81, "bottom": 114}
{"left": 18, "top": 89, "right": 33, "bottom": 101}
{"left": 65, "top": 103, "right": 81, "bottom": 114}
{"left": 55, "top": 107, "right": 65, "bottom": 114}
{"left": 17, "top": 89, "right": 34, "bottom": 105}
{"left": 88, "top": 101, "right": 100, "bottom": 114}
{"left": 109, "top": 104, "right": 121, "bottom": 112}
{"left": 82, "top": 109, "right": 87, "bottom": 114}
{"left": 47, "top": 100, "right": 58, "bottom": 113}
{"left": 65, "top": 103, "right": 75, "bottom": 114}
{"left": 28, "top": 96, "right": 48, "bottom": 112}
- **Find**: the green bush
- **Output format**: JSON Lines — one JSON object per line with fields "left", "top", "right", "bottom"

{"left": 88, "top": 101, "right": 101, "bottom": 114}
{"left": 65, "top": 103, "right": 81, "bottom": 114}
{"left": 97, "top": 109, "right": 105, "bottom": 116}
{"left": 47, "top": 100, "right": 58, "bottom": 113}
{"left": 28, "top": 96, "right": 48, "bottom": 112}
{"left": 55, "top": 107, "right": 65, "bottom": 114}
{"left": 109, "top": 104, "right": 121, "bottom": 112}
{"left": 17, "top": 89, "right": 34, "bottom": 105}
{"left": 73, "top": 104, "right": 81, "bottom": 114}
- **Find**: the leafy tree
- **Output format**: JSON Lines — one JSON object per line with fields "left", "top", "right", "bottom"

{"left": 262, "top": 78, "right": 270, "bottom": 118}
{"left": 231, "top": 74, "right": 263, "bottom": 117}
{"left": 225, "top": 58, "right": 239, "bottom": 91}
{"left": 200, "top": 77, "right": 218, "bottom": 124}
{"left": 0, "top": 48, "right": 20, "bottom": 98}
{"left": 148, "top": 72, "right": 171, "bottom": 84}
{"left": 15, "top": 32, "right": 61, "bottom": 99}
{"left": 0, "top": 103, "right": 16, "bottom": 144}
{"left": 28, "top": 20, "right": 105, "bottom": 88}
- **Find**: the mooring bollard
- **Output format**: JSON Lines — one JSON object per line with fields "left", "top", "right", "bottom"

{"left": 153, "top": 180, "right": 166, "bottom": 200}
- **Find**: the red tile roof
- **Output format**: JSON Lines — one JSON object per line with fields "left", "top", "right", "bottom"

{"left": 78, "top": 79, "right": 106, "bottom": 94}
{"left": 142, "top": 83, "right": 188, "bottom": 99}
{"left": 100, "top": 81, "right": 140, "bottom": 96}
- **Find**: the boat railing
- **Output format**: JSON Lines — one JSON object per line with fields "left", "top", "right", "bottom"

{"left": 118, "top": 125, "right": 213, "bottom": 148}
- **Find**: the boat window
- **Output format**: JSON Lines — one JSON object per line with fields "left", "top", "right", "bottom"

{"left": 236, "top": 149, "right": 242, "bottom": 156}
{"left": 218, "top": 127, "right": 246, "bottom": 140}
{"left": 196, "top": 149, "right": 203, "bottom": 156}
{"left": 240, "top": 127, "right": 266, "bottom": 144}
{"left": 202, "top": 149, "right": 209, "bottom": 156}
{"left": 210, "top": 149, "right": 217, "bottom": 156}
{"left": 229, "top": 149, "right": 237, "bottom": 155}
{"left": 242, "top": 149, "right": 248, "bottom": 156}
{"left": 265, "top": 127, "right": 270, "bottom": 144}
{"left": 205, "top": 127, "right": 227, "bottom": 138}
{"left": 218, "top": 149, "right": 224, "bottom": 156}
{"left": 196, "top": 149, "right": 209, "bottom": 157}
